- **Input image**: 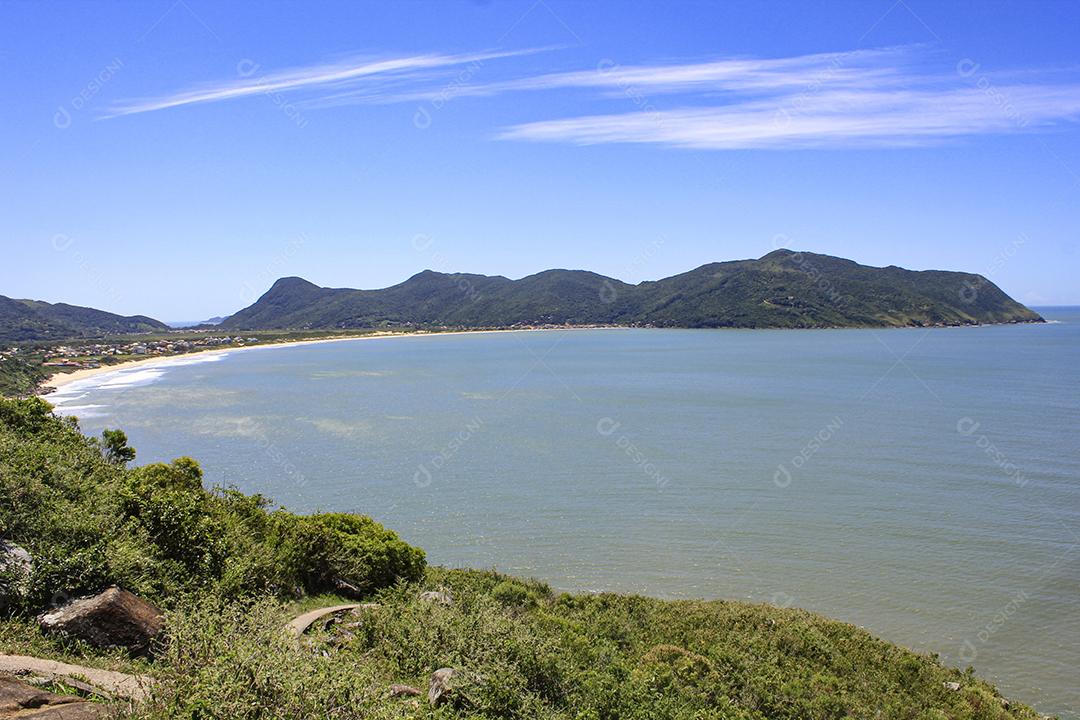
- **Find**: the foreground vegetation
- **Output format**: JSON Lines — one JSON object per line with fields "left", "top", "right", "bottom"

{"left": 0, "top": 397, "right": 1048, "bottom": 719}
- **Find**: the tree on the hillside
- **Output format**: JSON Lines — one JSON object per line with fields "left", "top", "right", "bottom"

{"left": 101, "top": 428, "right": 136, "bottom": 465}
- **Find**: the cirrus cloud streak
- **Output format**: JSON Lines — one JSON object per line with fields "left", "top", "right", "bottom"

{"left": 497, "top": 84, "right": 1080, "bottom": 150}
{"left": 105, "top": 47, "right": 550, "bottom": 117}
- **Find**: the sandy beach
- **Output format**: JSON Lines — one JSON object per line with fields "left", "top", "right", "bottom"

{"left": 39, "top": 327, "right": 572, "bottom": 392}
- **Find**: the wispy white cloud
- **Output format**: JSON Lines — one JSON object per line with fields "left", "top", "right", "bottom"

{"left": 105, "top": 47, "right": 548, "bottom": 117}
{"left": 107, "top": 43, "right": 1080, "bottom": 150}
{"left": 497, "top": 85, "right": 1080, "bottom": 150}
{"left": 491, "top": 47, "right": 1080, "bottom": 150}
{"left": 350, "top": 46, "right": 910, "bottom": 106}
{"left": 488, "top": 47, "right": 909, "bottom": 96}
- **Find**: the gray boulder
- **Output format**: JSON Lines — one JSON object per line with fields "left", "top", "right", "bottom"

{"left": 39, "top": 587, "right": 164, "bottom": 657}
{"left": 419, "top": 590, "right": 453, "bottom": 606}
{"left": 0, "top": 541, "right": 32, "bottom": 611}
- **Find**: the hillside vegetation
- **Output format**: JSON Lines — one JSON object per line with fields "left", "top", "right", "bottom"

{"left": 0, "top": 295, "right": 168, "bottom": 342}
{"left": 0, "top": 356, "right": 45, "bottom": 397}
{"left": 221, "top": 250, "right": 1043, "bottom": 331}
{"left": 0, "top": 397, "right": 1048, "bottom": 719}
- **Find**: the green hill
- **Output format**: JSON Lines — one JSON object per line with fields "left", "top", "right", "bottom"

{"left": 220, "top": 250, "right": 1042, "bottom": 330}
{"left": 0, "top": 295, "right": 169, "bottom": 342}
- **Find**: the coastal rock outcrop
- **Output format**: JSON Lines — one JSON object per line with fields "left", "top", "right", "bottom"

{"left": 38, "top": 587, "right": 164, "bottom": 657}
{"left": 0, "top": 673, "right": 105, "bottom": 719}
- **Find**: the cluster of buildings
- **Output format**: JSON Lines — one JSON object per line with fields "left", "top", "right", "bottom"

{"left": 2, "top": 336, "right": 261, "bottom": 370}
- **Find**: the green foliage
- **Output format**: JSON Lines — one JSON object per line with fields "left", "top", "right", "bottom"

{"left": 0, "top": 356, "right": 47, "bottom": 397}
{"left": 277, "top": 513, "right": 426, "bottom": 597}
{"left": 0, "top": 397, "right": 425, "bottom": 609}
{"left": 121, "top": 567, "right": 1044, "bottom": 720}
{"left": 220, "top": 251, "right": 1042, "bottom": 331}
{"left": 491, "top": 579, "right": 541, "bottom": 609}
{"left": 0, "top": 293, "right": 168, "bottom": 343}
{"left": 102, "top": 429, "right": 137, "bottom": 465}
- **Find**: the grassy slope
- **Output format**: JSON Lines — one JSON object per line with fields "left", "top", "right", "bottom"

{"left": 0, "top": 398, "right": 1049, "bottom": 719}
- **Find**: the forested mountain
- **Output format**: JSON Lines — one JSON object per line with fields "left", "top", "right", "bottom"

{"left": 221, "top": 250, "right": 1042, "bottom": 330}
{"left": 0, "top": 295, "right": 168, "bottom": 342}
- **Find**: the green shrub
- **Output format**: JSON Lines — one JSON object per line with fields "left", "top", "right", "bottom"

{"left": 491, "top": 579, "right": 539, "bottom": 609}
{"left": 275, "top": 512, "right": 426, "bottom": 597}
{"left": 0, "top": 397, "right": 425, "bottom": 610}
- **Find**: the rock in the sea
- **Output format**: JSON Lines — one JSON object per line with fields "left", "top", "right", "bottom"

{"left": 0, "top": 541, "right": 32, "bottom": 610}
{"left": 419, "top": 590, "right": 453, "bottom": 606}
{"left": 388, "top": 684, "right": 422, "bottom": 698}
{"left": 0, "top": 673, "right": 105, "bottom": 719}
{"left": 39, "top": 587, "right": 164, "bottom": 657}
{"left": 427, "top": 668, "right": 458, "bottom": 706}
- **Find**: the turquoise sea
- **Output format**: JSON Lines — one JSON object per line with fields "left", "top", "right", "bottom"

{"left": 46, "top": 308, "right": 1080, "bottom": 717}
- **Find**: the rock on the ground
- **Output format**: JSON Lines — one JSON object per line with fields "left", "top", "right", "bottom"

{"left": 388, "top": 684, "right": 421, "bottom": 698}
{"left": 0, "top": 542, "right": 32, "bottom": 578}
{"left": 0, "top": 673, "right": 105, "bottom": 719}
{"left": 0, "top": 655, "right": 152, "bottom": 701}
{"left": 38, "top": 587, "right": 164, "bottom": 657}
{"left": 419, "top": 590, "right": 453, "bottom": 606}
{"left": 428, "top": 667, "right": 458, "bottom": 706}
{"left": 0, "top": 541, "right": 32, "bottom": 610}
{"left": 943, "top": 681, "right": 961, "bottom": 691}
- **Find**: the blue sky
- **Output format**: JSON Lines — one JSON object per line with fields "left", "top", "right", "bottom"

{"left": 2, "top": 0, "right": 1079, "bottom": 320}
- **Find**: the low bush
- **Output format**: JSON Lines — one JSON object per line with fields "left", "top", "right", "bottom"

{"left": 121, "top": 567, "right": 1040, "bottom": 720}
{"left": 0, "top": 397, "right": 425, "bottom": 611}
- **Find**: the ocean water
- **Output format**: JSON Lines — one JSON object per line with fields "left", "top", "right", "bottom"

{"left": 47, "top": 309, "right": 1080, "bottom": 717}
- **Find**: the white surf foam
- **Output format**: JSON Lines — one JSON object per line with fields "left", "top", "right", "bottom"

{"left": 45, "top": 352, "right": 231, "bottom": 410}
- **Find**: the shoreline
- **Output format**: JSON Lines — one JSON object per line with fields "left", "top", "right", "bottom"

{"left": 36, "top": 316, "right": 1050, "bottom": 395}
{"left": 38, "top": 327, "right": 580, "bottom": 393}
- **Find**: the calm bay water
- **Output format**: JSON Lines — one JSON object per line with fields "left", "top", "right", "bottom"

{"left": 47, "top": 309, "right": 1079, "bottom": 717}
